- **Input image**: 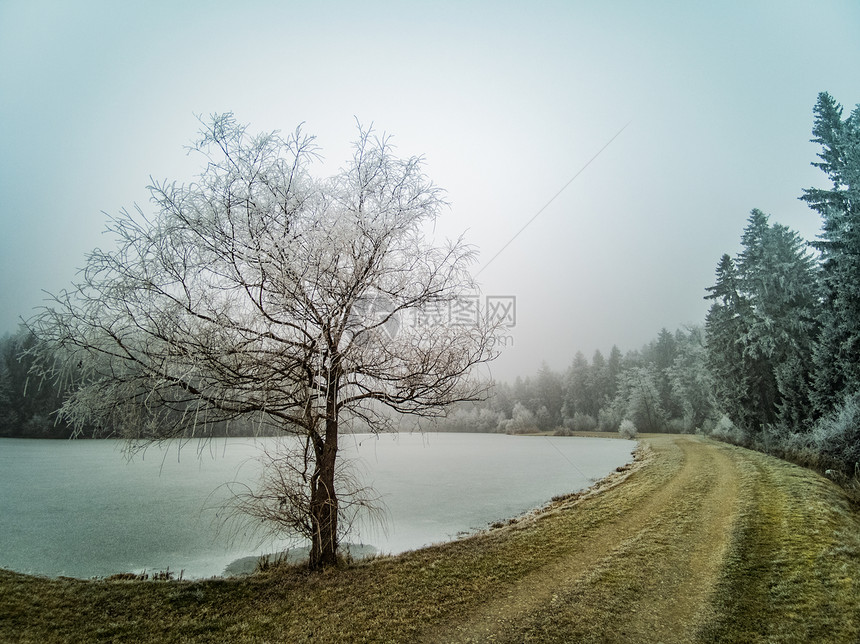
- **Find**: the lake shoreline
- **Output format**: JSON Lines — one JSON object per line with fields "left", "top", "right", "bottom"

{"left": 0, "top": 433, "right": 636, "bottom": 580}
{"left": 219, "top": 439, "right": 647, "bottom": 577}
{"left": 0, "top": 436, "right": 645, "bottom": 582}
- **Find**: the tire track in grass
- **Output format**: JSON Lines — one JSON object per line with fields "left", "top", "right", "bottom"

{"left": 422, "top": 436, "right": 742, "bottom": 643}
{"left": 695, "top": 448, "right": 860, "bottom": 642}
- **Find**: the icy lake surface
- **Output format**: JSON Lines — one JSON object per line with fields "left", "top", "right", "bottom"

{"left": 0, "top": 433, "right": 635, "bottom": 578}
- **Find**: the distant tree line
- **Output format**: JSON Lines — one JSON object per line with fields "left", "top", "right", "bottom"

{"left": 0, "top": 330, "right": 76, "bottom": 438}
{"left": 0, "top": 329, "right": 272, "bottom": 439}
{"left": 423, "top": 325, "right": 713, "bottom": 439}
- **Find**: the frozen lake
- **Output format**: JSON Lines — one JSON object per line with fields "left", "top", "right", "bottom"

{"left": 0, "top": 433, "right": 635, "bottom": 579}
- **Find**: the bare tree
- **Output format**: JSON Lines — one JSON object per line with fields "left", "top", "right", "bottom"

{"left": 28, "top": 114, "right": 498, "bottom": 568}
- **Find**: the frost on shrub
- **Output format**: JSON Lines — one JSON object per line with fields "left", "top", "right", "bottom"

{"left": 666, "top": 418, "right": 688, "bottom": 434}
{"left": 440, "top": 406, "right": 503, "bottom": 433}
{"left": 709, "top": 414, "right": 742, "bottom": 444}
{"left": 599, "top": 405, "right": 624, "bottom": 432}
{"left": 535, "top": 405, "right": 553, "bottom": 432}
{"left": 619, "top": 419, "right": 638, "bottom": 439}
{"left": 476, "top": 408, "right": 504, "bottom": 433}
{"left": 813, "top": 392, "right": 860, "bottom": 472}
{"left": 563, "top": 412, "right": 597, "bottom": 433}
{"left": 498, "top": 402, "right": 537, "bottom": 435}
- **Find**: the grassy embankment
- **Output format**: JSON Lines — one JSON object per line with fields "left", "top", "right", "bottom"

{"left": 1, "top": 434, "right": 858, "bottom": 643}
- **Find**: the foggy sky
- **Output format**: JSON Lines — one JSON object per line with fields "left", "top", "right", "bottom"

{"left": 2, "top": 0, "right": 859, "bottom": 381}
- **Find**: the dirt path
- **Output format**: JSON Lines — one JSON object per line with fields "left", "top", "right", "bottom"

{"left": 422, "top": 435, "right": 742, "bottom": 643}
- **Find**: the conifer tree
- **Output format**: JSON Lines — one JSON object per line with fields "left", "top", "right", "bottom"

{"left": 705, "top": 211, "right": 818, "bottom": 432}
{"left": 801, "top": 92, "right": 860, "bottom": 412}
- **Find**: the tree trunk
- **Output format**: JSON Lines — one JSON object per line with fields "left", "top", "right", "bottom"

{"left": 309, "top": 395, "right": 339, "bottom": 569}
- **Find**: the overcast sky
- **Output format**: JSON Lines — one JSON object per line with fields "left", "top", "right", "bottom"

{"left": 1, "top": 0, "right": 859, "bottom": 380}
